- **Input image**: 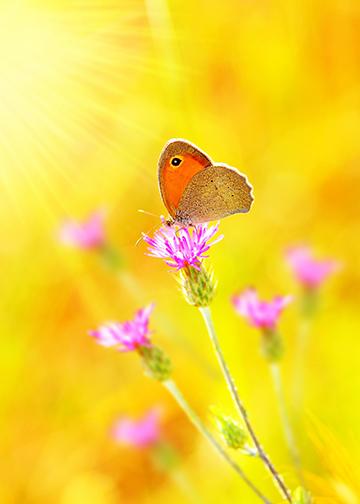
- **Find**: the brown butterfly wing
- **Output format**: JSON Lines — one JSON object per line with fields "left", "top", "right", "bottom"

{"left": 158, "top": 139, "right": 212, "bottom": 218}
{"left": 175, "top": 164, "right": 254, "bottom": 224}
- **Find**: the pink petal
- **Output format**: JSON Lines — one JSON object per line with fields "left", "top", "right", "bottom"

{"left": 89, "top": 304, "right": 155, "bottom": 352}
{"left": 143, "top": 221, "right": 222, "bottom": 271}
{"left": 59, "top": 211, "right": 105, "bottom": 249}
{"left": 232, "top": 288, "right": 291, "bottom": 330}
{"left": 286, "top": 246, "right": 339, "bottom": 288}
{"left": 112, "top": 409, "right": 161, "bottom": 447}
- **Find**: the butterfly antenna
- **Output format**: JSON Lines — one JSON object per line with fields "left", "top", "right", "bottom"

{"left": 138, "top": 209, "right": 159, "bottom": 218}
{"left": 135, "top": 234, "right": 144, "bottom": 247}
{"left": 135, "top": 222, "right": 161, "bottom": 247}
{"left": 136, "top": 209, "right": 160, "bottom": 246}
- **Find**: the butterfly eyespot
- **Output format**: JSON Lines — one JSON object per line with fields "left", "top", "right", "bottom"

{"left": 170, "top": 156, "right": 183, "bottom": 167}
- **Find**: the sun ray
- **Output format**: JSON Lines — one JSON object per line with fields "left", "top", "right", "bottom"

{"left": 0, "top": 1, "right": 185, "bottom": 217}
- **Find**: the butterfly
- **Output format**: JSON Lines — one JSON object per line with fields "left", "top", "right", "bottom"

{"left": 158, "top": 138, "right": 254, "bottom": 226}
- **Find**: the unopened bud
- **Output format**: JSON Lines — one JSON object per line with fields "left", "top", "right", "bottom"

{"left": 99, "top": 243, "right": 123, "bottom": 270}
{"left": 139, "top": 345, "right": 172, "bottom": 381}
{"left": 261, "top": 328, "right": 284, "bottom": 362}
{"left": 151, "top": 441, "right": 180, "bottom": 471}
{"left": 212, "top": 409, "right": 247, "bottom": 450}
{"left": 301, "top": 288, "right": 318, "bottom": 318}
{"left": 179, "top": 264, "right": 216, "bottom": 307}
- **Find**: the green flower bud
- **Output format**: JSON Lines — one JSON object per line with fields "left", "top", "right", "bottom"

{"left": 179, "top": 264, "right": 216, "bottom": 307}
{"left": 261, "top": 328, "right": 284, "bottom": 362}
{"left": 99, "top": 243, "right": 123, "bottom": 270}
{"left": 139, "top": 345, "right": 172, "bottom": 381}
{"left": 151, "top": 441, "right": 180, "bottom": 471}
{"left": 212, "top": 409, "right": 247, "bottom": 450}
{"left": 301, "top": 288, "right": 319, "bottom": 318}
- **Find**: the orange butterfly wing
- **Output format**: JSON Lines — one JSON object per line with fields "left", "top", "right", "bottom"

{"left": 158, "top": 139, "right": 212, "bottom": 218}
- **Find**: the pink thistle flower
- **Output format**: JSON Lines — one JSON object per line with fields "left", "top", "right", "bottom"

{"left": 143, "top": 222, "right": 223, "bottom": 270}
{"left": 112, "top": 409, "right": 160, "bottom": 448}
{"left": 232, "top": 288, "right": 292, "bottom": 330}
{"left": 89, "top": 304, "right": 154, "bottom": 352}
{"left": 59, "top": 211, "right": 105, "bottom": 249}
{"left": 286, "top": 246, "right": 339, "bottom": 289}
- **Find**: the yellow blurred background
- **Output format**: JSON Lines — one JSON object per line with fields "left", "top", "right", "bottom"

{"left": 1, "top": 0, "right": 360, "bottom": 502}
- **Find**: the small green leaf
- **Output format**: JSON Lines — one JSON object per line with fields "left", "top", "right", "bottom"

{"left": 293, "top": 486, "right": 312, "bottom": 504}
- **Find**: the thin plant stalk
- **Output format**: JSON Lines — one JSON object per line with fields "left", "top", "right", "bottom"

{"left": 270, "top": 363, "right": 304, "bottom": 486}
{"left": 163, "top": 379, "right": 273, "bottom": 504}
{"left": 151, "top": 441, "right": 204, "bottom": 504}
{"left": 199, "top": 306, "right": 293, "bottom": 504}
{"left": 170, "top": 468, "right": 205, "bottom": 504}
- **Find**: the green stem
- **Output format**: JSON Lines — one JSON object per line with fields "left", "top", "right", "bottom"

{"left": 270, "top": 364, "right": 304, "bottom": 486}
{"left": 98, "top": 243, "right": 123, "bottom": 270}
{"left": 151, "top": 441, "right": 203, "bottom": 503}
{"left": 170, "top": 468, "right": 206, "bottom": 504}
{"left": 163, "top": 379, "right": 273, "bottom": 504}
{"left": 199, "top": 306, "right": 293, "bottom": 503}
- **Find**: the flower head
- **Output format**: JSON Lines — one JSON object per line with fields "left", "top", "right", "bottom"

{"left": 232, "top": 288, "right": 292, "bottom": 330}
{"left": 90, "top": 304, "right": 154, "bottom": 352}
{"left": 112, "top": 409, "right": 160, "bottom": 448}
{"left": 211, "top": 408, "right": 247, "bottom": 451}
{"left": 143, "top": 221, "right": 223, "bottom": 271}
{"left": 59, "top": 211, "right": 105, "bottom": 249}
{"left": 286, "top": 246, "right": 338, "bottom": 289}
